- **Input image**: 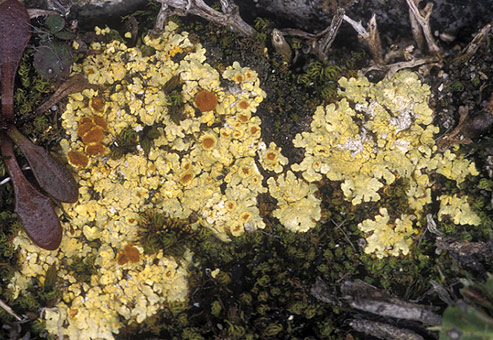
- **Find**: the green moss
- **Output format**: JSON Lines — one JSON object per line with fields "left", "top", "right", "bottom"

{"left": 31, "top": 319, "right": 49, "bottom": 334}
{"left": 66, "top": 255, "right": 97, "bottom": 283}
{"left": 358, "top": 239, "right": 438, "bottom": 297}
{"left": 254, "top": 17, "right": 271, "bottom": 32}
{"left": 211, "top": 300, "right": 221, "bottom": 317}
{"left": 263, "top": 323, "right": 283, "bottom": 336}
{"left": 109, "top": 126, "right": 138, "bottom": 159}
{"left": 167, "top": 93, "right": 183, "bottom": 106}
{"left": 15, "top": 291, "right": 40, "bottom": 310}
{"left": 14, "top": 53, "right": 52, "bottom": 120}
{"left": 471, "top": 76, "right": 481, "bottom": 87}
{"left": 1, "top": 267, "right": 60, "bottom": 339}
{"left": 379, "top": 178, "right": 412, "bottom": 215}
{"left": 132, "top": 221, "right": 350, "bottom": 338}
{"left": 317, "top": 321, "right": 334, "bottom": 337}
{"left": 293, "top": 60, "right": 346, "bottom": 102}
{"left": 138, "top": 210, "right": 201, "bottom": 258}
{"left": 0, "top": 211, "right": 21, "bottom": 285}
{"left": 446, "top": 80, "right": 465, "bottom": 92}
{"left": 182, "top": 328, "right": 205, "bottom": 340}
{"left": 478, "top": 178, "right": 493, "bottom": 190}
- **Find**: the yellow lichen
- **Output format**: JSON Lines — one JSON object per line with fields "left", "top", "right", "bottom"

{"left": 292, "top": 70, "right": 479, "bottom": 252}
{"left": 267, "top": 171, "right": 321, "bottom": 232}
{"left": 438, "top": 194, "right": 481, "bottom": 226}
{"left": 258, "top": 142, "right": 289, "bottom": 173}
{"left": 9, "top": 19, "right": 484, "bottom": 339}
{"left": 358, "top": 208, "right": 417, "bottom": 259}
{"left": 292, "top": 70, "right": 478, "bottom": 207}
{"left": 9, "top": 22, "right": 268, "bottom": 339}
{"left": 435, "top": 149, "right": 479, "bottom": 183}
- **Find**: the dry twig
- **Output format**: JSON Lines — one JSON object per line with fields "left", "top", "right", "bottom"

{"left": 271, "top": 9, "right": 345, "bottom": 60}
{"left": 0, "top": 298, "right": 22, "bottom": 321}
{"left": 343, "top": 14, "right": 384, "bottom": 66}
{"left": 152, "top": 0, "right": 255, "bottom": 38}
{"left": 364, "top": 55, "right": 440, "bottom": 78}
{"left": 452, "top": 23, "right": 492, "bottom": 65}
{"left": 316, "top": 8, "right": 345, "bottom": 59}
{"left": 341, "top": 280, "right": 442, "bottom": 326}
{"left": 436, "top": 106, "right": 473, "bottom": 150}
{"left": 405, "top": 0, "right": 442, "bottom": 56}
{"left": 312, "top": 278, "right": 441, "bottom": 339}
{"left": 408, "top": 0, "right": 425, "bottom": 50}
{"left": 27, "top": 9, "right": 60, "bottom": 18}
{"left": 350, "top": 319, "right": 425, "bottom": 340}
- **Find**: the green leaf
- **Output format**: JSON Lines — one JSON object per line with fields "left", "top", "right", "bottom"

{"left": 54, "top": 31, "right": 76, "bottom": 40}
{"left": 440, "top": 303, "right": 493, "bottom": 340}
{"left": 163, "top": 75, "right": 181, "bottom": 92}
{"left": 146, "top": 126, "right": 161, "bottom": 139}
{"left": 33, "top": 40, "right": 72, "bottom": 81}
{"left": 44, "top": 15, "right": 65, "bottom": 33}
{"left": 140, "top": 137, "right": 152, "bottom": 156}
{"left": 139, "top": 126, "right": 161, "bottom": 156}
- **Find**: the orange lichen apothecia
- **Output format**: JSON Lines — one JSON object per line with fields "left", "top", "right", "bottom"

{"left": 85, "top": 143, "right": 105, "bottom": 156}
{"left": 238, "top": 100, "right": 250, "bottom": 110}
{"left": 76, "top": 115, "right": 108, "bottom": 157}
{"left": 67, "top": 150, "right": 89, "bottom": 168}
{"left": 78, "top": 123, "right": 102, "bottom": 144}
{"left": 195, "top": 90, "right": 218, "bottom": 112}
{"left": 200, "top": 133, "right": 217, "bottom": 150}
{"left": 180, "top": 171, "right": 195, "bottom": 185}
{"left": 90, "top": 96, "right": 106, "bottom": 113}
{"left": 117, "top": 244, "right": 141, "bottom": 265}
{"left": 238, "top": 112, "right": 250, "bottom": 123}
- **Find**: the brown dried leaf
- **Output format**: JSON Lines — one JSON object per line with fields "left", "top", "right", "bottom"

{"left": 36, "top": 74, "right": 99, "bottom": 114}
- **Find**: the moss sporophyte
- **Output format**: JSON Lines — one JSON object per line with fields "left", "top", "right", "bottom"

{"left": 6, "top": 21, "right": 482, "bottom": 339}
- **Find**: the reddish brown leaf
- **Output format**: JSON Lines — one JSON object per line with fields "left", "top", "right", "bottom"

{"left": 7, "top": 126, "right": 79, "bottom": 203}
{"left": 0, "top": 134, "right": 62, "bottom": 250}
{"left": 0, "top": 0, "right": 31, "bottom": 124}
